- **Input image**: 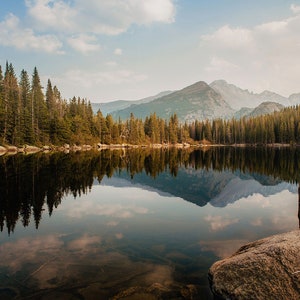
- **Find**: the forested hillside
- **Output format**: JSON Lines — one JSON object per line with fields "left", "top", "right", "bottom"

{"left": 0, "top": 62, "right": 96, "bottom": 146}
{"left": 1, "top": 62, "right": 300, "bottom": 147}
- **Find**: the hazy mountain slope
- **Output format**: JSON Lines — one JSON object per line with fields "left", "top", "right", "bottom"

{"left": 233, "top": 102, "right": 284, "bottom": 119}
{"left": 92, "top": 79, "right": 298, "bottom": 121}
{"left": 258, "top": 90, "right": 289, "bottom": 106}
{"left": 289, "top": 93, "right": 300, "bottom": 105}
{"left": 210, "top": 80, "right": 291, "bottom": 109}
{"left": 233, "top": 107, "right": 254, "bottom": 119}
{"left": 91, "top": 91, "right": 172, "bottom": 115}
{"left": 249, "top": 101, "right": 284, "bottom": 117}
{"left": 210, "top": 80, "right": 256, "bottom": 110}
{"left": 112, "top": 81, "right": 234, "bottom": 122}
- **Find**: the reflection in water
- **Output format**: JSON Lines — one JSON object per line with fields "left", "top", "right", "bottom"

{"left": 0, "top": 147, "right": 299, "bottom": 299}
{"left": 0, "top": 233, "right": 177, "bottom": 299}
{"left": 299, "top": 186, "right": 300, "bottom": 228}
{"left": 0, "top": 147, "right": 300, "bottom": 234}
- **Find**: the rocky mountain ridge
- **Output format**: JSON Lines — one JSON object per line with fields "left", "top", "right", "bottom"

{"left": 111, "top": 81, "right": 234, "bottom": 122}
{"left": 210, "top": 80, "right": 291, "bottom": 109}
{"left": 91, "top": 90, "right": 173, "bottom": 116}
{"left": 92, "top": 80, "right": 300, "bottom": 122}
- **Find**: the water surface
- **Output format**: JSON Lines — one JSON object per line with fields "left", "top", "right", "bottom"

{"left": 0, "top": 147, "right": 299, "bottom": 299}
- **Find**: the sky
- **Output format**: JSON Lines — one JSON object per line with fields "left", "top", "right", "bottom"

{"left": 1, "top": 0, "right": 300, "bottom": 103}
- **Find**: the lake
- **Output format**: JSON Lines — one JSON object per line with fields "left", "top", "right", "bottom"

{"left": 0, "top": 147, "right": 299, "bottom": 299}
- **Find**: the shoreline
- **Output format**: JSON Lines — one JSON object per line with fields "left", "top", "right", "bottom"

{"left": 0, "top": 142, "right": 296, "bottom": 156}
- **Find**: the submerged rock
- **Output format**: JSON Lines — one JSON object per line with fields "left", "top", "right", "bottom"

{"left": 208, "top": 230, "right": 300, "bottom": 300}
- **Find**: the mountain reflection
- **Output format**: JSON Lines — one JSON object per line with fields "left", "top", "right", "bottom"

{"left": 0, "top": 147, "right": 299, "bottom": 233}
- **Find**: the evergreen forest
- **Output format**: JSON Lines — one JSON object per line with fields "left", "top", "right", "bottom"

{"left": 1, "top": 62, "right": 300, "bottom": 147}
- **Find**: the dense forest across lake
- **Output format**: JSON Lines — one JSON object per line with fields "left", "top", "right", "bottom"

{"left": 1, "top": 62, "right": 300, "bottom": 147}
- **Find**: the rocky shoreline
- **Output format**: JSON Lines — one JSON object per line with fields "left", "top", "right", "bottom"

{"left": 0, "top": 142, "right": 198, "bottom": 156}
{"left": 0, "top": 142, "right": 295, "bottom": 156}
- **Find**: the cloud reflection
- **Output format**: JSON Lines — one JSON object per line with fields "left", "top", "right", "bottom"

{"left": 0, "top": 233, "right": 179, "bottom": 298}
{"left": 199, "top": 239, "right": 249, "bottom": 259}
{"left": 60, "top": 200, "right": 149, "bottom": 219}
{"left": 115, "top": 233, "right": 124, "bottom": 239}
{"left": 204, "top": 215, "right": 239, "bottom": 231}
{"left": 68, "top": 234, "right": 101, "bottom": 251}
{"left": 0, "top": 235, "right": 64, "bottom": 273}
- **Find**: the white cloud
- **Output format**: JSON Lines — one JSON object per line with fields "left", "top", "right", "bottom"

{"left": 291, "top": 4, "right": 300, "bottom": 14}
{"left": 105, "top": 61, "right": 118, "bottom": 67}
{"left": 67, "top": 34, "right": 101, "bottom": 54}
{"left": 130, "top": 0, "right": 176, "bottom": 24}
{"left": 26, "top": 0, "right": 176, "bottom": 35}
{"left": 201, "top": 25, "right": 253, "bottom": 50}
{"left": 50, "top": 67, "right": 148, "bottom": 100}
{"left": 0, "top": 13, "right": 63, "bottom": 53}
{"left": 59, "top": 68, "right": 147, "bottom": 89}
{"left": 200, "top": 12, "right": 300, "bottom": 96}
{"left": 25, "top": 0, "right": 77, "bottom": 32}
{"left": 205, "top": 56, "right": 239, "bottom": 73}
{"left": 13, "top": 0, "right": 175, "bottom": 56}
{"left": 114, "top": 48, "right": 123, "bottom": 55}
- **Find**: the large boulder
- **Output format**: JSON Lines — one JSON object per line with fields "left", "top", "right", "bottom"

{"left": 208, "top": 230, "right": 300, "bottom": 300}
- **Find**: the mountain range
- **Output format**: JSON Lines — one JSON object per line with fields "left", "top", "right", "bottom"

{"left": 92, "top": 80, "right": 300, "bottom": 122}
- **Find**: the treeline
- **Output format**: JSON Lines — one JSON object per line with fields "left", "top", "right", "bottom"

{"left": 1, "top": 62, "right": 300, "bottom": 146}
{"left": 189, "top": 107, "right": 300, "bottom": 145}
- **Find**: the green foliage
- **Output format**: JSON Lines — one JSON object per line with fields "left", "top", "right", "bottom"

{"left": 1, "top": 62, "right": 300, "bottom": 147}
{"left": 189, "top": 105, "right": 300, "bottom": 145}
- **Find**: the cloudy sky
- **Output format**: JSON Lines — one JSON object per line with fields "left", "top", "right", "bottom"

{"left": 1, "top": 0, "right": 300, "bottom": 102}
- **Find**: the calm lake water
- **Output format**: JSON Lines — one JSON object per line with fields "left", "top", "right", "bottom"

{"left": 0, "top": 147, "right": 299, "bottom": 299}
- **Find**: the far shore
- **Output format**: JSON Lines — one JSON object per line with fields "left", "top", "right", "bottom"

{"left": 0, "top": 142, "right": 296, "bottom": 156}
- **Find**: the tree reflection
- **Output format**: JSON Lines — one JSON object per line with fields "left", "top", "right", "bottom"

{"left": 0, "top": 147, "right": 300, "bottom": 233}
{"left": 298, "top": 186, "right": 300, "bottom": 229}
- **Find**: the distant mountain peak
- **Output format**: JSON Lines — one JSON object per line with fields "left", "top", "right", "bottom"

{"left": 260, "top": 90, "right": 271, "bottom": 95}
{"left": 260, "top": 90, "right": 279, "bottom": 97}
{"left": 210, "top": 80, "right": 291, "bottom": 109}
{"left": 179, "top": 81, "right": 211, "bottom": 95}
{"left": 92, "top": 79, "right": 299, "bottom": 122}
{"left": 210, "top": 79, "right": 228, "bottom": 86}
{"left": 111, "top": 80, "right": 234, "bottom": 122}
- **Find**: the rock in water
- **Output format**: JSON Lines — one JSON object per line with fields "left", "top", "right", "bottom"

{"left": 208, "top": 230, "right": 300, "bottom": 300}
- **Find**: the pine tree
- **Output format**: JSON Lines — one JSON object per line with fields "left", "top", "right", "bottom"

{"left": 0, "top": 66, "right": 4, "bottom": 141}
{"left": 31, "top": 67, "right": 48, "bottom": 143}
{"left": 169, "top": 113, "right": 178, "bottom": 144}
{"left": 19, "top": 69, "right": 33, "bottom": 144}
{"left": 3, "top": 63, "right": 20, "bottom": 144}
{"left": 46, "top": 79, "right": 55, "bottom": 116}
